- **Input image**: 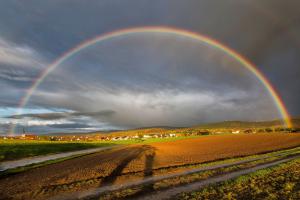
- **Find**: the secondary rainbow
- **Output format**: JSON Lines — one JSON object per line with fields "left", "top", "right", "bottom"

{"left": 11, "top": 26, "right": 292, "bottom": 134}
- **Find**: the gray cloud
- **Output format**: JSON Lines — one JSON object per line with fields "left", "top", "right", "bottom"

{"left": 0, "top": 67, "right": 35, "bottom": 82}
{"left": 0, "top": 37, "right": 45, "bottom": 67}
{"left": 7, "top": 110, "right": 116, "bottom": 120}
{"left": 47, "top": 123, "right": 94, "bottom": 129}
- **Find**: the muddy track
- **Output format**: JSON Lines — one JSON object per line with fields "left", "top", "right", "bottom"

{"left": 135, "top": 155, "right": 300, "bottom": 200}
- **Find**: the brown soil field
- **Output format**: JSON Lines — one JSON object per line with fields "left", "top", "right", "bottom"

{"left": 1, "top": 133, "right": 300, "bottom": 200}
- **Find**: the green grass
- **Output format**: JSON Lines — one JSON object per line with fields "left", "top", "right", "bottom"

{"left": 177, "top": 158, "right": 300, "bottom": 200}
{"left": 102, "top": 135, "right": 201, "bottom": 145}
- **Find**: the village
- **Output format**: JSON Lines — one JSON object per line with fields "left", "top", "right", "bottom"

{"left": 1, "top": 127, "right": 298, "bottom": 142}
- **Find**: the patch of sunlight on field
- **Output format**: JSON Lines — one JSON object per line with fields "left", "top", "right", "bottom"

{"left": 0, "top": 136, "right": 200, "bottom": 161}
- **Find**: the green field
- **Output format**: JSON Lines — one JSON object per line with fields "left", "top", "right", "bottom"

{"left": 0, "top": 140, "right": 114, "bottom": 162}
{"left": 101, "top": 135, "right": 201, "bottom": 145}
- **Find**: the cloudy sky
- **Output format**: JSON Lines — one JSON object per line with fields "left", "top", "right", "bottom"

{"left": 0, "top": 0, "right": 299, "bottom": 134}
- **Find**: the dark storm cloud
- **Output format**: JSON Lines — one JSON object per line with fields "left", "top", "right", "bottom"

{"left": 241, "top": 0, "right": 300, "bottom": 62}
{"left": 0, "top": 0, "right": 299, "bottom": 133}
{"left": 0, "top": 67, "right": 38, "bottom": 108}
{"left": 0, "top": 65, "right": 38, "bottom": 85}
{"left": 0, "top": 0, "right": 298, "bottom": 58}
{"left": 7, "top": 110, "right": 116, "bottom": 120}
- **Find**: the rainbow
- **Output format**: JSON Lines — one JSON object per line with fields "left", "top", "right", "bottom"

{"left": 11, "top": 26, "right": 292, "bottom": 134}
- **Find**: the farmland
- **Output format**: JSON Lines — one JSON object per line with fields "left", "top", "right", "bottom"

{"left": 177, "top": 157, "right": 300, "bottom": 200}
{"left": 143, "top": 133, "right": 300, "bottom": 167}
{"left": 2, "top": 118, "right": 299, "bottom": 163}
{"left": 0, "top": 136, "right": 199, "bottom": 162}
{"left": 93, "top": 149, "right": 300, "bottom": 200}
{"left": 0, "top": 133, "right": 300, "bottom": 200}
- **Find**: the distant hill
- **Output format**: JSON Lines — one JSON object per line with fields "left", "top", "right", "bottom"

{"left": 45, "top": 118, "right": 300, "bottom": 136}
{"left": 291, "top": 118, "right": 300, "bottom": 128}
{"left": 194, "top": 118, "right": 300, "bottom": 129}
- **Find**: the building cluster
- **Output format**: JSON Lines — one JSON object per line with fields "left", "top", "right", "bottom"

{"left": 0, "top": 133, "right": 178, "bottom": 141}
{"left": 1, "top": 127, "right": 298, "bottom": 141}
{"left": 1, "top": 134, "right": 39, "bottom": 140}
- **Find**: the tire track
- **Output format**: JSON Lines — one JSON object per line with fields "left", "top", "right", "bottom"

{"left": 135, "top": 154, "right": 300, "bottom": 200}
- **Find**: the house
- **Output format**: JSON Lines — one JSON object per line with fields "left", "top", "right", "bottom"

{"left": 232, "top": 130, "right": 240, "bottom": 134}
{"left": 112, "top": 137, "right": 121, "bottom": 141}
{"left": 21, "top": 134, "right": 38, "bottom": 140}
{"left": 197, "top": 131, "right": 210, "bottom": 136}
{"left": 121, "top": 136, "right": 129, "bottom": 140}
{"left": 244, "top": 129, "right": 253, "bottom": 134}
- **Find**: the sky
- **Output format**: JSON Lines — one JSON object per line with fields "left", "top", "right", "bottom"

{"left": 0, "top": 0, "right": 299, "bottom": 134}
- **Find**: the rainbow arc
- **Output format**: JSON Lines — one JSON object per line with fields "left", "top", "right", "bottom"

{"left": 11, "top": 26, "right": 292, "bottom": 134}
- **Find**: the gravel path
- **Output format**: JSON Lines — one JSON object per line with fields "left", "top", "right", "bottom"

{"left": 0, "top": 146, "right": 114, "bottom": 171}
{"left": 51, "top": 151, "right": 298, "bottom": 200}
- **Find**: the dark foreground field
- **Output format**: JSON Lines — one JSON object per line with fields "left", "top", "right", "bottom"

{"left": 0, "top": 133, "right": 300, "bottom": 200}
